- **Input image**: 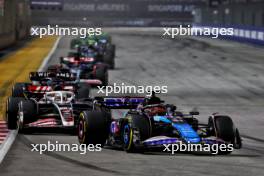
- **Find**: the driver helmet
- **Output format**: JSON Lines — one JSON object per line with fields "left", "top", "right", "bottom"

{"left": 41, "top": 78, "right": 53, "bottom": 86}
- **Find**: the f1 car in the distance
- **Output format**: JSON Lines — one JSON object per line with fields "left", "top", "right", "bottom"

{"left": 77, "top": 95, "right": 242, "bottom": 155}
{"left": 6, "top": 71, "right": 90, "bottom": 130}
{"left": 59, "top": 47, "right": 108, "bottom": 86}
{"left": 6, "top": 90, "right": 94, "bottom": 133}
{"left": 70, "top": 33, "right": 115, "bottom": 69}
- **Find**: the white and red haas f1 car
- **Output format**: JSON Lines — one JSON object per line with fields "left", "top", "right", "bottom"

{"left": 6, "top": 71, "right": 91, "bottom": 131}
{"left": 7, "top": 91, "right": 93, "bottom": 133}
{"left": 12, "top": 71, "right": 90, "bottom": 100}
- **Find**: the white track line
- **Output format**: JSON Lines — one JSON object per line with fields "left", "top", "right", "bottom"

{"left": 0, "top": 130, "right": 17, "bottom": 163}
{"left": 38, "top": 36, "right": 62, "bottom": 72}
{"left": 0, "top": 36, "right": 62, "bottom": 164}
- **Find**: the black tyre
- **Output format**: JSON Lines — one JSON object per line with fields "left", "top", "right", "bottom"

{"left": 208, "top": 115, "right": 237, "bottom": 154}
{"left": 122, "top": 114, "right": 151, "bottom": 153}
{"left": 214, "top": 116, "right": 235, "bottom": 142}
{"left": 95, "top": 67, "right": 108, "bottom": 86}
{"left": 103, "top": 53, "right": 114, "bottom": 69}
{"left": 109, "top": 44, "right": 116, "bottom": 59}
{"left": 233, "top": 128, "right": 242, "bottom": 149}
{"left": 78, "top": 111, "right": 111, "bottom": 146}
{"left": 76, "top": 84, "right": 90, "bottom": 99}
{"left": 18, "top": 100, "right": 37, "bottom": 131}
{"left": 6, "top": 97, "right": 24, "bottom": 129}
{"left": 104, "top": 45, "right": 115, "bottom": 69}
{"left": 12, "top": 83, "right": 25, "bottom": 97}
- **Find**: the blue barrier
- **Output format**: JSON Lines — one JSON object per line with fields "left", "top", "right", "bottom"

{"left": 193, "top": 24, "right": 264, "bottom": 46}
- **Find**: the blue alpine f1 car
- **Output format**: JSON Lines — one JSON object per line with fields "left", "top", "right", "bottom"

{"left": 77, "top": 95, "right": 242, "bottom": 154}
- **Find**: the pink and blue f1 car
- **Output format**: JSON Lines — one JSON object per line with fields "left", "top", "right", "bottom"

{"left": 77, "top": 96, "right": 242, "bottom": 154}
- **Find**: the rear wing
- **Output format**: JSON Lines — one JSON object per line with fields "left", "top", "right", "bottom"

{"left": 29, "top": 72, "right": 76, "bottom": 81}
{"left": 94, "top": 97, "right": 145, "bottom": 109}
{"left": 60, "top": 56, "right": 95, "bottom": 65}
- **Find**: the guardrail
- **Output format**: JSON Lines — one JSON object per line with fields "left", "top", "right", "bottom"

{"left": 193, "top": 24, "right": 264, "bottom": 46}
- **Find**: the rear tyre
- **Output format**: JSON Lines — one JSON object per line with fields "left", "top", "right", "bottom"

{"left": 6, "top": 97, "right": 24, "bottom": 129}
{"left": 78, "top": 111, "right": 111, "bottom": 146}
{"left": 95, "top": 67, "right": 108, "bottom": 86}
{"left": 122, "top": 114, "right": 151, "bottom": 153}
{"left": 109, "top": 44, "right": 116, "bottom": 59}
{"left": 104, "top": 45, "right": 115, "bottom": 69}
{"left": 12, "top": 83, "right": 25, "bottom": 97}
{"left": 103, "top": 53, "right": 115, "bottom": 69}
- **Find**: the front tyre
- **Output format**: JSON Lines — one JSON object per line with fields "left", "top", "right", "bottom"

{"left": 6, "top": 97, "right": 24, "bottom": 129}
{"left": 78, "top": 111, "right": 110, "bottom": 146}
{"left": 122, "top": 114, "right": 151, "bottom": 153}
{"left": 122, "top": 123, "right": 135, "bottom": 152}
{"left": 18, "top": 100, "right": 36, "bottom": 133}
{"left": 208, "top": 115, "right": 241, "bottom": 154}
{"left": 95, "top": 67, "right": 108, "bottom": 86}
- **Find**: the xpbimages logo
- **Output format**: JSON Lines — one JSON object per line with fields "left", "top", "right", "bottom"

{"left": 97, "top": 83, "right": 168, "bottom": 96}
{"left": 163, "top": 142, "right": 234, "bottom": 154}
{"left": 31, "top": 141, "right": 102, "bottom": 154}
{"left": 162, "top": 25, "right": 234, "bottom": 39}
{"left": 31, "top": 25, "right": 102, "bottom": 38}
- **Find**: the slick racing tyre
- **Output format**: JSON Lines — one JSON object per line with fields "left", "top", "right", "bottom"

{"left": 108, "top": 44, "right": 116, "bottom": 59}
{"left": 103, "top": 45, "right": 115, "bottom": 69}
{"left": 6, "top": 97, "right": 24, "bottom": 129}
{"left": 103, "top": 52, "right": 115, "bottom": 69}
{"left": 12, "top": 83, "right": 25, "bottom": 97}
{"left": 76, "top": 83, "right": 90, "bottom": 99}
{"left": 122, "top": 114, "right": 151, "bottom": 153}
{"left": 78, "top": 111, "right": 111, "bottom": 146}
{"left": 208, "top": 115, "right": 241, "bottom": 154}
{"left": 18, "top": 100, "right": 36, "bottom": 132}
{"left": 95, "top": 67, "right": 108, "bottom": 86}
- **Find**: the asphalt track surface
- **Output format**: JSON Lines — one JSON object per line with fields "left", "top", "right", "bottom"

{"left": 1, "top": 30, "right": 264, "bottom": 176}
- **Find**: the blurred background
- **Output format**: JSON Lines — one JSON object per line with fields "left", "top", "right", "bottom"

{"left": 0, "top": 0, "right": 263, "bottom": 49}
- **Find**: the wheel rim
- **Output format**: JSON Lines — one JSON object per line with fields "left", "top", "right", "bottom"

{"left": 78, "top": 113, "right": 87, "bottom": 143}
{"left": 123, "top": 125, "right": 130, "bottom": 145}
{"left": 79, "top": 121, "right": 83, "bottom": 139}
{"left": 78, "top": 120, "right": 84, "bottom": 140}
{"left": 123, "top": 124, "right": 133, "bottom": 150}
